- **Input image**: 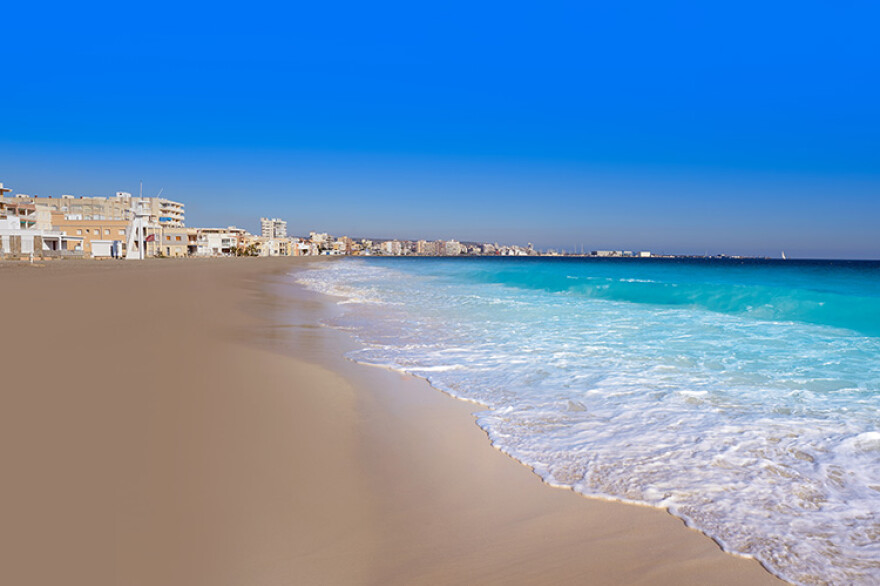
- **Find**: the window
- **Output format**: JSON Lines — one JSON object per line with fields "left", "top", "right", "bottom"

{"left": 105, "top": 229, "right": 110, "bottom": 235}
{"left": 165, "top": 235, "right": 171, "bottom": 241}
{"left": 118, "top": 230, "right": 124, "bottom": 235}
{"left": 76, "top": 229, "right": 82, "bottom": 235}
{"left": 176, "top": 236, "right": 181, "bottom": 241}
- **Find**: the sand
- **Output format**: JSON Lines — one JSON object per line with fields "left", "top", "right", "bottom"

{"left": 1, "top": 257, "right": 785, "bottom": 585}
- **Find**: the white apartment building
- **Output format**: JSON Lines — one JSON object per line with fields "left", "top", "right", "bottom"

{"left": 195, "top": 228, "right": 248, "bottom": 256}
{"left": 444, "top": 240, "right": 463, "bottom": 256}
{"left": 381, "top": 240, "right": 403, "bottom": 256}
{"left": 261, "top": 217, "right": 287, "bottom": 238}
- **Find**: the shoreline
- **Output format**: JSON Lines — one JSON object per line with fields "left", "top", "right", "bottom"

{"left": 4, "top": 257, "right": 785, "bottom": 585}
{"left": 344, "top": 353, "right": 775, "bottom": 575}
{"left": 268, "top": 262, "right": 785, "bottom": 584}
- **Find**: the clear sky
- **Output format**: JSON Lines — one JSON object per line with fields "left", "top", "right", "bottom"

{"left": 2, "top": 1, "right": 878, "bottom": 258}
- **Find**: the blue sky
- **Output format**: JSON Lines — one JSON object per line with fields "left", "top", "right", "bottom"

{"left": 2, "top": 1, "right": 878, "bottom": 258}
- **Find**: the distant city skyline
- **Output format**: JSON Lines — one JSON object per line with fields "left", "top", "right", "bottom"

{"left": 2, "top": 1, "right": 879, "bottom": 259}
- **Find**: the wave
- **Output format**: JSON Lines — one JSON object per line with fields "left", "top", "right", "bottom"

{"left": 295, "top": 257, "right": 880, "bottom": 585}
{"left": 459, "top": 260, "right": 880, "bottom": 336}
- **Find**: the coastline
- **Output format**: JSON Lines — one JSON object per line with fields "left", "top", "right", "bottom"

{"left": 3, "top": 258, "right": 784, "bottom": 585}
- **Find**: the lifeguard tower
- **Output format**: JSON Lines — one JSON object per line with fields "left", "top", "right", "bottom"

{"left": 125, "top": 199, "right": 151, "bottom": 260}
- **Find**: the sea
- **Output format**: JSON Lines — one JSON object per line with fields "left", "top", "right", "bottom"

{"left": 296, "top": 256, "right": 880, "bottom": 585}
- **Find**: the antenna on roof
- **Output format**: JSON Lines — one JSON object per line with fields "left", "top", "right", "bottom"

{"left": 156, "top": 188, "right": 164, "bottom": 198}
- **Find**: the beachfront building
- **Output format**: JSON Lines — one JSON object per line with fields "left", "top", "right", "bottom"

{"left": 195, "top": 227, "right": 250, "bottom": 256}
{"left": 251, "top": 236, "right": 292, "bottom": 256}
{"left": 323, "top": 241, "right": 344, "bottom": 255}
{"left": 0, "top": 200, "right": 37, "bottom": 230}
{"left": 260, "top": 217, "right": 287, "bottom": 239}
{"left": 309, "top": 232, "right": 331, "bottom": 251}
{"left": 346, "top": 239, "right": 365, "bottom": 255}
{"left": 416, "top": 240, "right": 442, "bottom": 256}
{"left": 155, "top": 197, "right": 185, "bottom": 227}
{"left": 50, "top": 213, "right": 129, "bottom": 257}
{"left": 196, "top": 229, "right": 237, "bottom": 256}
{"left": 51, "top": 213, "right": 187, "bottom": 258}
{"left": 185, "top": 229, "right": 198, "bottom": 256}
{"left": 1, "top": 192, "right": 186, "bottom": 227}
{"left": 0, "top": 190, "right": 188, "bottom": 257}
{"left": 381, "top": 240, "right": 403, "bottom": 256}
{"left": 0, "top": 199, "right": 82, "bottom": 259}
{"left": 157, "top": 227, "right": 189, "bottom": 257}
{"left": 304, "top": 239, "right": 321, "bottom": 256}
{"left": 332, "top": 237, "right": 353, "bottom": 255}
{"left": 503, "top": 245, "right": 533, "bottom": 256}
{"left": 444, "top": 240, "right": 463, "bottom": 256}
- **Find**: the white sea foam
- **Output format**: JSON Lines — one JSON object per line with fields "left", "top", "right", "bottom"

{"left": 296, "top": 259, "right": 880, "bottom": 585}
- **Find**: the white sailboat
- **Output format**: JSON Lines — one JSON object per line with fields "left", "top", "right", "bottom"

{"left": 781, "top": 251, "right": 787, "bottom": 260}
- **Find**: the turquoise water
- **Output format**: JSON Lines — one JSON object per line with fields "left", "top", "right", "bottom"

{"left": 298, "top": 257, "right": 880, "bottom": 585}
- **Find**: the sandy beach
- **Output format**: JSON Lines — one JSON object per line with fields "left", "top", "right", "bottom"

{"left": 2, "top": 257, "right": 784, "bottom": 585}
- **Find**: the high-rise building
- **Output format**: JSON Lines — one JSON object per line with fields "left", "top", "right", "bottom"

{"left": 261, "top": 217, "right": 287, "bottom": 238}
{"left": 444, "top": 240, "right": 462, "bottom": 256}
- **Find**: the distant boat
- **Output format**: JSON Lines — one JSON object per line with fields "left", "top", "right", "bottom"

{"left": 781, "top": 251, "right": 787, "bottom": 260}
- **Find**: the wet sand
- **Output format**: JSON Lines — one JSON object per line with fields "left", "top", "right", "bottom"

{"left": 1, "top": 257, "right": 784, "bottom": 585}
